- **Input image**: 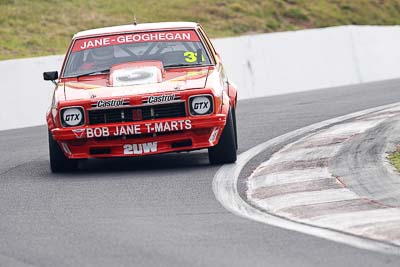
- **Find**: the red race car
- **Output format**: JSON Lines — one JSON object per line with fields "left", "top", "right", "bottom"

{"left": 44, "top": 22, "right": 238, "bottom": 172}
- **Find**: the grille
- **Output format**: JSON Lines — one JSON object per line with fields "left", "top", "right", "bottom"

{"left": 88, "top": 102, "right": 186, "bottom": 125}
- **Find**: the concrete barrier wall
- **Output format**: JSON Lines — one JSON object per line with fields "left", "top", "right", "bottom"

{"left": 1, "top": 25, "right": 400, "bottom": 131}
{"left": 0, "top": 55, "right": 64, "bottom": 130}
{"left": 213, "top": 25, "right": 400, "bottom": 99}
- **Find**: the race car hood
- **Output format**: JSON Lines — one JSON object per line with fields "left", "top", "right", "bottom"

{"left": 60, "top": 65, "right": 211, "bottom": 101}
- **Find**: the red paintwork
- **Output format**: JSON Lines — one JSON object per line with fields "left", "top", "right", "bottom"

{"left": 47, "top": 22, "right": 237, "bottom": 159}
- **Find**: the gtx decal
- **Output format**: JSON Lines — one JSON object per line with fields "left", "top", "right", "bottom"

{"left": 142, "top": 94, "right": 180, "bottom": 104}
{"left": 123, "top": 142, "right": 158, "bottom": 155}
{"left": 193, "top": 101, "right": 209, "bottom": 110}
{"left": 92, "top": 99, "right": 129, "bottom": 108}
{"left": 73, "top": 30, "right": 200, "bottom": 52}
{"left": 64, "top": 113, "right": 80, "bottom": 122}
{"left": 83, "top": 120, "right": 192, "bottom": 138}
{"left": 62, "top": 108, "right": 83, "bottom": 126}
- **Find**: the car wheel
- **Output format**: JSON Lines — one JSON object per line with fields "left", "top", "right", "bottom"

{"left": 208, "top": 108, "right": 237, "bottom": 164}
{"left": 48, "top": 130, "right": 78, "bottom": 173}
{"left": 232, "top": 107, "right": 238, "bottom": 150}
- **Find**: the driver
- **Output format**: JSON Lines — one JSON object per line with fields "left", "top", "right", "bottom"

{"left": 79, "top": 46, "right": 115, "bottom": 71}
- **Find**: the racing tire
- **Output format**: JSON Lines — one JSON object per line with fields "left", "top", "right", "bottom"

{"left": 48, "top": 130, "right": 78, "bottom": 173}
{"left": 208, "top": 108, "right": 237, "bottom": 164}
{"left": 232, "top": 107, "right": 238, "bottom": 150}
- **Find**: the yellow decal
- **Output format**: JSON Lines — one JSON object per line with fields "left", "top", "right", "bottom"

{"left": 169, "top": 69, "right": 208, "bottom": 82}
{"left": 65, "top": 82, "right": 101, "bottom": 89}
{"left": 184, "top": 52, "right": 205, "bottom": 63}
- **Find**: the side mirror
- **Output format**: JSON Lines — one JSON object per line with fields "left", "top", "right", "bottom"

{"left": 43, "top": 71, "right": 58, "bottom": 81}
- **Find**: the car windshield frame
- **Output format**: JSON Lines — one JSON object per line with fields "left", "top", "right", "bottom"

{"left": 61, "top": 28, "right": 215, "bottom": 79}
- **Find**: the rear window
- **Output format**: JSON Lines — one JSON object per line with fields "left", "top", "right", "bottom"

{"left": 63, "top": 30, "right": 212, "bottom": 78}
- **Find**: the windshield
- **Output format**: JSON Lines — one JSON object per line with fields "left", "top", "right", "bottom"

{"left": 62, "top": 30, "right": 212, "bottom": 78}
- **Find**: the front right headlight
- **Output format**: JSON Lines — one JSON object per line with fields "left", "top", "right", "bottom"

{"left": 189, "top": 95, "right": 214, "bottom": 116}
{"left": 60, "top": 107, "right": 85, "bottom": 127}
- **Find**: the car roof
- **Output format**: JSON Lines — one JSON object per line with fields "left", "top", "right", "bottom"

{"left": 73, "top": 22, "right": 200, "bottom": 39}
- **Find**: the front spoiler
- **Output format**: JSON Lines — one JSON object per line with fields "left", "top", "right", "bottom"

{"left": 51, "top": 115, "right": 226, "bottom": 159}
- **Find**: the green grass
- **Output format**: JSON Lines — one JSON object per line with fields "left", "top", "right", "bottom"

{"left": 389, "top": 148, "right": 400, "bottom": 172}
{"left": 2, "top": 0, "right": 400, "bottom": 60}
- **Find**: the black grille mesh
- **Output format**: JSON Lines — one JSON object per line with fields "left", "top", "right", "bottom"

{"left": 88, "top": 102, "right": 186, "bottom": 125}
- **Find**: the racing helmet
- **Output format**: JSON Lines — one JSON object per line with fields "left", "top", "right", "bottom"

{"left": 91, "top": 46, "right": 114, "bottom": 61}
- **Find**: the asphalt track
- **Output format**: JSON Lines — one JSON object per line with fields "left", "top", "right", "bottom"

{"left": 2, "top": 79, "right": 400, "bottom": 266}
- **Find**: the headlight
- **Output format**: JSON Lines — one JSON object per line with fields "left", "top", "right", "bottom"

{"left": 60, "top": 107, "right": 85, "bottom": 127}
{"left": 189, "top": 95, "right": 214, "bottom": 116}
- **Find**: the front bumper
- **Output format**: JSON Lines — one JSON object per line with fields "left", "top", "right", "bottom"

{"left": 51, "top": 115, "right": 226, "bottom": 159}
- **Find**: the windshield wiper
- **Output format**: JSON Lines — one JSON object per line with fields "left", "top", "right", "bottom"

{"left": 74, "top": 68, "right": 110, "bottom": 78}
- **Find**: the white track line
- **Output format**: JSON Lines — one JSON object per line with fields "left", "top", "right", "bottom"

{"left": 213, "top": 102, "right": 400, "bottom": 255}
{"left": 253, "top": 188, "right": 359, "bottom": 211}
{"left": 315, "top": 120, "right": 385, "bottom": 136}
{"left": 267, "top": 144, "right": 342, "bottom": 163}
{"left": 248, "top": 168, "right": 331, "bottom": 188}
{"left": 312, "top": 208, "right": 400, "bottom": 229}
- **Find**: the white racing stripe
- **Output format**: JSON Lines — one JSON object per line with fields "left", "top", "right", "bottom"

{"left": 213, "top": 102, "right": 400, "bottom": 255}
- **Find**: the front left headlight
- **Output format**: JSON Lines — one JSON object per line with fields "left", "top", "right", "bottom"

{"left": 60, "top": 107, "right": 85, "bottom": 127}
{"left": 189, "top": 95, "right": 214, "bottom": 116}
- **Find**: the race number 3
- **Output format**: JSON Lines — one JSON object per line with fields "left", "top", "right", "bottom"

{"left": 184, "top": 52, "right": 205, "bottom": 63}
